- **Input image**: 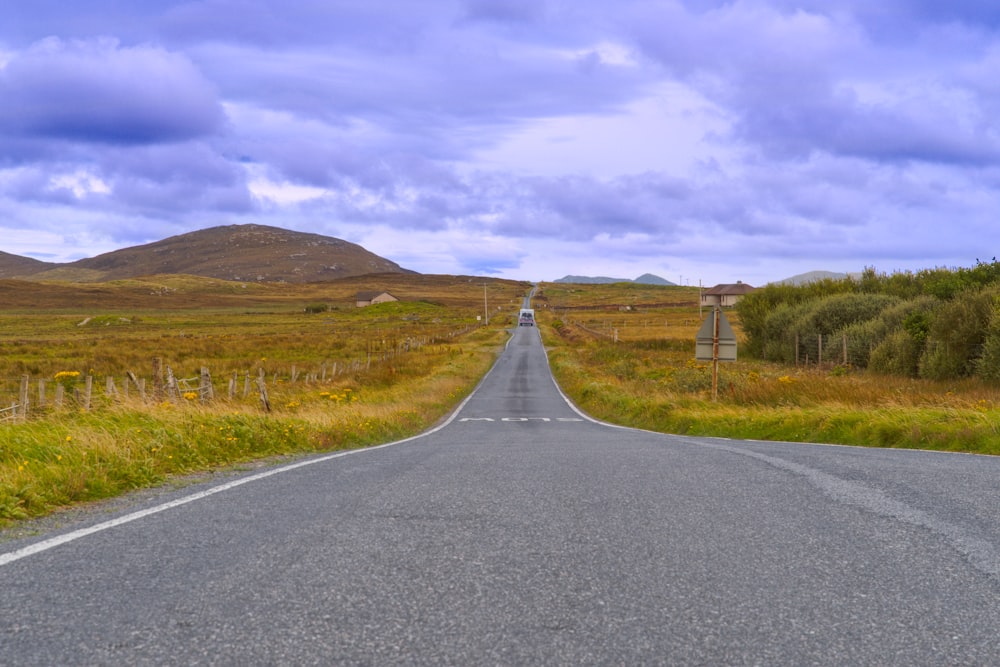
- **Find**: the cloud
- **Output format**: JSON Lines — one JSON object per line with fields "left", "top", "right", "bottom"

{"left": 1, "top": 1, "right": 1000, "bottom": 285}
{"left": 0, "top": 37, "right": 224, "bottom": 146}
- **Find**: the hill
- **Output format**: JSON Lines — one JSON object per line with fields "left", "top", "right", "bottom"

{"left": 555, "top": 273, "right": 676, "bottom": 286}
{"left": 0, "top": 251, "right": 57, "bottom": 279}
{"left": 0, "top": 224, "right": 411, "bottom": 283}
{"left": 773, "top": 270, "right": 855, "bottom": 286}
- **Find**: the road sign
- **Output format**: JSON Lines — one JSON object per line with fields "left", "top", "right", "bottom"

{"left": 695, "top": 308, "right": 737, "bottom": 362}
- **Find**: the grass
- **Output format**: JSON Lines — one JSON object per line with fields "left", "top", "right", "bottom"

{"left": 537, "top": 282, "right": 1000, "bottom": 455}
{"left": 5, "top": 276, "right": 1000, "bottom": 528}
{"left": 0, "top": 275, "right": 526, "bottom": 526}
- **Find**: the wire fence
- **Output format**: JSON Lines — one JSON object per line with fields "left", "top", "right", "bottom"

{"left": 0, "top": 326, "right": 479, "bottom": 424}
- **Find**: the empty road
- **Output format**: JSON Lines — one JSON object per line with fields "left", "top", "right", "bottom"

{"left": 3, "top": 323, "right": 1000, "bottom": 665}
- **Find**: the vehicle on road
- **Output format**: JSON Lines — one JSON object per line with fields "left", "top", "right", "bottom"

{"left": 518, "top": 308, "right": 535, "bottom": 326}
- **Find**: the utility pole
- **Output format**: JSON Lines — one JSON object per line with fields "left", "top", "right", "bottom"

{"left": 483, "top": 283, "right": 489, "bottom": 325}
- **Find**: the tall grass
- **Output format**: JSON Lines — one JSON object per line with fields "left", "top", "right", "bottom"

{"left": 0, "top": 275, "right": 528, "bottom": 527}
{"left": 0, "top": 327, "right": 504, "bottom": 526}
{"left": 544, "top": 323, "right": 1000, "bottom": 455}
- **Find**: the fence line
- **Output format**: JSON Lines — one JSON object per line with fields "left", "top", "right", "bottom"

{"left": 0, "top": 326, "right": 482, "bottom": 425}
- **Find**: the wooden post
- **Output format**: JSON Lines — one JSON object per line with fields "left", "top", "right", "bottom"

{"left": 37, "top": 379, "right": 46, "bottom": 410}
{"left": 818, "top": 334, "right": 823, "bottom": 365}
{"left": 199, "top": 367, "right": 214, "bottom": 402}
{"left": 794, "top": 333, "right": 799, "bottom": 366}
{"left": 256, "top": 370, "right": 270, "bottom": 412}
{"left": 842, "top": 335, "right": 848, "bottom": 365}
{"left": 55, "top": 384, "right": 65, "bottom": 408}
{"left": 19, "top": 375, "right": 29, "bottom": 419}
{"left": 165, "top": 367, "right": 178, "bottom": 401}
{"left": 229, "top": 372, "right": 237, "bottom": 399}
{"left": 127, "top": 371, "right": 141, "bottom": 401}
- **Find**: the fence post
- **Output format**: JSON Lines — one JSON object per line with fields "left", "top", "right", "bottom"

{"left": 19, "top": 375, "right": 29, "bottom": 419}
{"left": 37, "top": 379, "right": 46, "bottom": 410}
{"left": 126, "top": 371, "right": 141, "bottom": 401}
{"left": 199, "top": 367, "right": 214, "bottom": 403}
{"left": 818, "top": 334, "right": 823, "bottom": 365}
{"left": 165, "top": 367, "right": 178, "bottom": 401}
{"left": 55, "top": 384, "right": 65, "bottom": 408}
{"left": 794, "top": 333, "right": 799, "bottom": 366}
{"left": 842, "top": 335, "right": 848, "bottom": 365}
{"left": 256, "top": 369, "right": 271, "bottom": 412}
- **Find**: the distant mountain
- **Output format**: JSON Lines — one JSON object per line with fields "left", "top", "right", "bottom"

{"left": 0, "top": 224, "right": 412, "bottom": 283}
{"left": 555, "top": 273, "right": 677, "bottom": 286}
{"left": 774, "top": 270, "right": 854, "bottom": 286}
{"left": 633, "top": 273, "right": 675, "bottom": 286}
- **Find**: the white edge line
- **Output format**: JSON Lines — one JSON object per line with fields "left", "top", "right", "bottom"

{"left": 0, "top": 347, "right": 500, "bottom": 568}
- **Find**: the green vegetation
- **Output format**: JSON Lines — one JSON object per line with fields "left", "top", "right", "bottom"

{"left": 0, "top": 275, "right": 528, "bottom": 526}
{"left": 6, "top": 268, "right": 1000, "bottom": 529}
{"left": 538, "top": 279, "right": 1000, "bottom": 457}
{"left": 737, "top": 260, "right": 1000, "bottom": 381}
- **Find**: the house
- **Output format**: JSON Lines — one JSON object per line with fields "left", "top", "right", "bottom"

{"left": 700, "top": 281, "right": 755, "bottom": 308}
{"left": 356, "top": 291, "right": 399, "bottom": 307}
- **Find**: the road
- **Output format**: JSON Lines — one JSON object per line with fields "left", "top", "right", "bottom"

{"left": 3, "top": 323, "right": 1000, "bottom": 665}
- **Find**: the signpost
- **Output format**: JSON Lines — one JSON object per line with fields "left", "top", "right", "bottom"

{"left": 695, "top": 306, "right": 737, "bottom": 401}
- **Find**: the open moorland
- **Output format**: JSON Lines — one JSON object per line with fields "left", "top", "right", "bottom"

{"left": 3, "top": 275, "right": 1000, "bottom": 528}
{"left": 537, "top": 280, "right": 1000, "bottom": 456}
{"left": 0, "top": 273, "right": 529, "bottom": 526}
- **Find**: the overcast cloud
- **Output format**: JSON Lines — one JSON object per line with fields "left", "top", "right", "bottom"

{"left": 2, "top": 0, "right": 1000, "bottom": 285}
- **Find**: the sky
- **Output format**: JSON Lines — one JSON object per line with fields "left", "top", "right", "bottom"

{"left": 2, "top": 1, "right": 1000, "bottom": 286}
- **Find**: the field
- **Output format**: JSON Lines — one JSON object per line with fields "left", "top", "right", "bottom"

{"left": 0, "top": 274, "right": 529, "bottom": 526}
{"left": 537, "top": 282, "right": 1000, "bottom": 455}
{"left": 3, "top": 276, "right": 1000, "bottom": 528}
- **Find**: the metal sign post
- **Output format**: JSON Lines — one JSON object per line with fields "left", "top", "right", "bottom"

{"left": 695, "top": 306, "right": 737, "bottom": 401}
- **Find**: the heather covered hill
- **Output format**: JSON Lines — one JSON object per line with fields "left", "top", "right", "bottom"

{"left": 1, "top": 224, "right": 412, "bottom": 283}
{"left": 0, "top": 251, "right": 56, "bottom": 279}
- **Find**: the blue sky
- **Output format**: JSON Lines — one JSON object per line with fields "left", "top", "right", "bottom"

{"left": 2, "top": 1, "right": 1000, "bottom": 286}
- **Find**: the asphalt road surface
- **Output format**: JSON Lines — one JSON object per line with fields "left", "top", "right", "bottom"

{"left": 3, "top": 324, "right": 1000, "bottom": 665}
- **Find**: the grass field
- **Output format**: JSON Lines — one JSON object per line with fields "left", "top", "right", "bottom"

{"left": 3, "top": 276, "right": 1000, "bottom": 528}
{"left": 536, "top": 282, "right": 1000, "bottom": 456}
{"left": 0, "top": 274, "right": 529, "bottom": 526}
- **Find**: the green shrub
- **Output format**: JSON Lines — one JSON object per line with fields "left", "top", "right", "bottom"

{"left": 919, "top": 287, "right": 995, "bottom": 380}
{"left": 975, "top": 294, "right": 1000, "bottom": 383}
{"left": 870, "top": 330, "right": 924, "bottom": 377}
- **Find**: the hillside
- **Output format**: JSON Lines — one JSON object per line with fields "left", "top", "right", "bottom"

{"left": 0, "top": 224, "right": 411, "bottom": 283}
{"left": 0, "top": 251, "right": 56, "bottom": 279}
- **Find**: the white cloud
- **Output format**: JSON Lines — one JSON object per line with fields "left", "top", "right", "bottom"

{"left": 49, "top": 170, "right": 111, "bottom": 198}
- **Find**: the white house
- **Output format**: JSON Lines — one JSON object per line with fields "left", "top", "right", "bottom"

{"left": 356, "top": 291, "right": 399, "bottom": 307}
{"left": 700, "top": 282, "right": 755, "bottom": 308}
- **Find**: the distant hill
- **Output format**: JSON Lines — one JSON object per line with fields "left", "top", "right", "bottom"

{"left": 773, "top": 270, "right": 855, "bottom": 286}
{"left": 0, "top": 251, "right": 57, "bottom": 279}
{"left": 555, "top": 273, "right": 676, "bottom": 286}
{"left": 0, "top": 224, "right": 412, "bottom": 283}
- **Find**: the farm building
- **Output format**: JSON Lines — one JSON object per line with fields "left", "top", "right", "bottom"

{"left": 700, "top": 282, "right": 755, "bottom": 308}
{"left": 356, "top": 291, "right": 399, "bottom": 307}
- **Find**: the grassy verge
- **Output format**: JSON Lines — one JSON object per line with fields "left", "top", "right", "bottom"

{"left": 543, "top": 320, "right": 1000, "bottom": 456}
{"left": 0, "top": 328, "right": 504, "bottom": 526}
